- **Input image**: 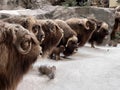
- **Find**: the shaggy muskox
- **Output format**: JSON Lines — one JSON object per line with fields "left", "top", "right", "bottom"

{"left": 54, "top": 19, "right": 78, "bottom": 56}
{"left": 88, "top": 18, "right": 109, "bottom": 48}
{"left": 111, "top": 8, "right": 120, "bottom": 40}
{"left": 2, "top": 16, "right": 45, "bottom": 44}
{"left": 50, "top": 45, "right": 65, "bottom": 60}
{"left": 66, "top": 18, "right": 96, "bottom": 47}
{"left": 0, "top": 21, "right": 41, "bottom": 90}
{"left": 37, "top": 19, "right": 64, "bottom": 56}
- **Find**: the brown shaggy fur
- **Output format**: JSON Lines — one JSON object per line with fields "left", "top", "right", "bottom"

{"left": 37, "top": 19, "right": 64, "bottom": 56}
{"left": 88, "top": 18, "right": 109, "bottom": 48}
{"left": 38, "top": 65, "right": 56, "bottom": 79}
{"left": 66, "top": 18, "right": 96, "bottom": 47}
{"left": 2, "top": 16, "right": 45, "bottom": 44}
{"left": 50, "top": 45, "right": 65, "bottom": 60}
{"left": 54, "top": 19, "right": 78, "bottom": 56}
{"left": 0, "top": 21, "right": 41, "bottom": 90}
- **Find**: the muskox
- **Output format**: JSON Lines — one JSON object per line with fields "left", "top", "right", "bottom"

{"left": 37, "top": 19, "right": 64, "bottom": 56}
{"left": 54, "top": 19, "right": 78, "bottom": 56}
{"left": 50, "top": 45, "right": 65, "bottom": 60}
{"left": 2, "top": 16, "right": 45, "bottom": 44}
{"left": 0, "top": 21, "right": 41, "bottom": 90}
{"left": 88, "top": 18, "right": 109, "bottom": 48}
{"left": 66, "top": 18, "right": 96, "bottom": 47}
{"left": 111, "top": 8, "right": 120, "bottom": 40}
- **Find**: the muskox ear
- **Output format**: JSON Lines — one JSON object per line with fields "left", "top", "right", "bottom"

{"left": 32, "top": 24, "right": 39, "bottom": 35}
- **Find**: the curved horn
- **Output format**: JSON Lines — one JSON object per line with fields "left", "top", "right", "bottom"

{"left": 97, "top": 22, "right": 108, "bottom": 32}
{"left": 16, "top": 34, "right": 33, "bottom": 55}
{"left": 66, "top": 35, "right": 78, "bottom": 47}
{"left": 16, "top": 41, "right": 32, "bottom": 54}
{"left": 79, "top": 18, "right": 89, "bottom": 30}
{"left": 10, "top": 27, "right": 17, "bottom": 44}
{"left": 115, "top": 11, "right": 120, "bottom": 18}
{"left": 6, "top": 24, "right": 17, "bottom": 44}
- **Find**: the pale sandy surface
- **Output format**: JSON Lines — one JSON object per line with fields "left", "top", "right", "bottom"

{"left": 17, "top": 44, "right": 120, "bottom": 90}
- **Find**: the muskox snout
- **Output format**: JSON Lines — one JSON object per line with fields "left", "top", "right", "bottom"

{"left": 39, "top": 46, "right": 43, "bottom": 55}
{"left": 37, "top": 31, "right": 45, "bottom": 43}
{"left": 105, "top": 30, "right": 109, "bottom": 35}
{"left": 40, "top": 52, "right": 43, "bottom": 55}
{"left": 74, "top": 43, "right": 79, "bottom": 48}
{"left": 103, "top": 29, "right": 109, "bottom": 36}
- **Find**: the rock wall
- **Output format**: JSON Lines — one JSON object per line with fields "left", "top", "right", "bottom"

{"left": 0, "top": 0, "right": 51, "bottom": 10}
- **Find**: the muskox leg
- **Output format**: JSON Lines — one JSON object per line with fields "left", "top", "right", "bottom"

{"left": 108, "top": 40, "right": 118, "bottom": 47}
{"left": 50, "top": 53, "right": 54, "bottom": 59}
{"left": 55, "top": 54, "right": 61, "bottom": 60}
{"left": 91, "top": 41, "right": 95, "bottom": 48}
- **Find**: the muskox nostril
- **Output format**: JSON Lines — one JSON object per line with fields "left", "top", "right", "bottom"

{"left": 41, "top": 34, "right": 45, "bottom": 41}
{"left": 41, "top": 35, "right": 44, "bottom": 38}
{"left": 40, "top": 52, "right": 43, "bottom": 55}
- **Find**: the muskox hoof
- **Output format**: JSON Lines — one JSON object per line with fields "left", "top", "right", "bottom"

{"left": 108, "top": 40, "right": 118, "bottom": 47}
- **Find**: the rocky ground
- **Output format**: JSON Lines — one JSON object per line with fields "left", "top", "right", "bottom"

{"left": 17, "top": 44, "right": 120, "bottom": 90}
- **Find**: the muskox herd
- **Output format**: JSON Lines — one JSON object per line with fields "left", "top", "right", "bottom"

{"left": 0, "top": 14, "right": 118, "bottom": 90}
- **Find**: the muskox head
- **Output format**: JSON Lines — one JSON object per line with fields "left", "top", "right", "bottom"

{"left": 88, "top": 18, "right": 109, "bottom": 47}
{"left": 2, "top": 24, "right": 42, "bottom": 55}
{"left": 63, "top": 35, "right": 78, "bottom": 56}
{"left": 22, "top": 16, "right": 45, "bottom": 44}
{"left": 38, "top": 20, "right": 64, "bottom": 56}
{"left": 32, "top": 23, "right": 45, "bottom": 44}
{"left": 0, "top": 21, "right": 41, "bottom": 90}
{"left": 97, "top": 22, "right": 109, "bottom": 36}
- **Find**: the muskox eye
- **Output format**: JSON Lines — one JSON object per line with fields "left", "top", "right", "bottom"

{"left": 21, "top": 40, "right": 30, "bottom": 50}
{"left": 33, "top": 29, "right": 37, "bottom": 34}
{"left": 32, "top": 25, "right": 39, "bottom": 34}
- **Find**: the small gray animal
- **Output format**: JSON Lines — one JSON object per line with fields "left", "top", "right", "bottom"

{"left": 38, "top": 65, "right": 56, "bottom": 79}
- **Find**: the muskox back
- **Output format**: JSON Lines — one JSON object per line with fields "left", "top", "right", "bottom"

{"left": 66, "top": 18, "right": 96, "bottom": 47}
{"left": 0, "top": 21, "right": 41, "bottom": 90}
